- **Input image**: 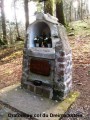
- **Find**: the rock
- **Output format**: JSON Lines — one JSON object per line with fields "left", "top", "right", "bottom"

{"left": 68, "top": 33, "right": 75, "bottom": 36}
{"left": 77, "top": 83, "right": 83, "bottom": 85}
{"left": 70, "top": 28, "right": 74, "bottom": 30}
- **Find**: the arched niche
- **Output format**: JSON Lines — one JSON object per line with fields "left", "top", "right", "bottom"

{"left": 27, "top": 22, "right": 51, "bottom": 48}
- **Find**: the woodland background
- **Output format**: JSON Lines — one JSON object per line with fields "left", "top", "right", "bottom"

{"left": 0, "top": 0, "right": 90, "bottom": 45}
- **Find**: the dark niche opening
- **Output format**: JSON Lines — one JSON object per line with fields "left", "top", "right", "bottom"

{"left": 29, "top": 22, "right": 52, "bottom": 48}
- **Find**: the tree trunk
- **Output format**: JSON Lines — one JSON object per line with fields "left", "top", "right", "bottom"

{"left": 24, "top": 0, "right": 29, "bottom": 31}
{"left": 1, "top": 0, "right": 7, "bottom": 43}
{"left": 56, "top": 0, "right": 65, "bottom": 25}
{"left": 44, "top": 0, "right": 53, "bottom": 15}
{"left": 80, "top": 0, "right": 83, "bottom": 20}
{"left": 69, "top": 1, "right": 72, "bottom": 22}
{"left": 9, "top": 23, "right": 13, "bottom": 44}
{"left": 78, "top": 0, "right": 81, "bottom": 20}
{"left": 86, "top": 0, "right": 89, "bottom": 19}
{"left": 14, "top": 0, "right": 20, "bottom": 38}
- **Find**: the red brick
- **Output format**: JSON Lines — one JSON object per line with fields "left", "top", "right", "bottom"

{"left": 58, "top": 71, "right": 64, "bottom": 76}
{"left": 30, "top": 84, "right": 34, "bottom": 92}
{"left": 57, "top": 58, "right": 65, "bottom": 62}
{"left": 59, "top": 64, "right": 65, "bottom": 68}
{"left": 60, "top": 51, "right": 65, "bottom": 56}
{"left": 36, "top": 86, "right": 42, "bottom": 95}
{"left": 30, "top": 59, "right": 50, "bottom": 76}
{"left": 42, "top": 88, "right": 50, "bottom": 98}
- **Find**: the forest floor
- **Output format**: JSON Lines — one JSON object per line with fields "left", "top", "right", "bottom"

{"left": 0, "top": 20, "right": 90, "bottom": 120}
{"left": 61, "top": 20, "right": 90, "bottom": 120}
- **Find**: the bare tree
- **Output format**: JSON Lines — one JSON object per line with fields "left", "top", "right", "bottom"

{"left": 13, "top": 0, "right": 20, "bottom": 38}
{"left": 0, "top": 0, "right": 7, "bottom": 43}
{"left": 24, "top": 0, "right": 29, "bottom": 31}
{"left": 80, "top": 0, "right": 83, "bottom": 20}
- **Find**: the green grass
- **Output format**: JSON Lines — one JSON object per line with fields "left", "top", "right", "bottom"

{"left": 66, "top": 20, "right": 90, "bottom": 36}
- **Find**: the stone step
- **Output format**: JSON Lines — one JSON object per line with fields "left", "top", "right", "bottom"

{"left": 22, "top": 81, "right": 53, "bottom": 99}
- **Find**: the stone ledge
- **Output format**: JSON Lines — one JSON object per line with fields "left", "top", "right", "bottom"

{"left": 27, "top": 48, "right": 55, "bottom": 59}
{"left": 0, "top": 84, "right": 80, "bottom": 120}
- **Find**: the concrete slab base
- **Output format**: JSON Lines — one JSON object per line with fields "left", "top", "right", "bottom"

{"left": 0, "top": 83, "right": 80, "bottom": 120}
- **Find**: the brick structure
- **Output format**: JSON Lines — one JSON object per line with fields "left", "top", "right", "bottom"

{"left": 21, "top": 12, "right": 72, "bottom": 100}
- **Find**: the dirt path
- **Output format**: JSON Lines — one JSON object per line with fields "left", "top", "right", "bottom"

{"left": 0, "top": 47, "right": 23, "bottom": 90}
{"left": 61, "top": 36, "right": 90, "bottom": 120}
